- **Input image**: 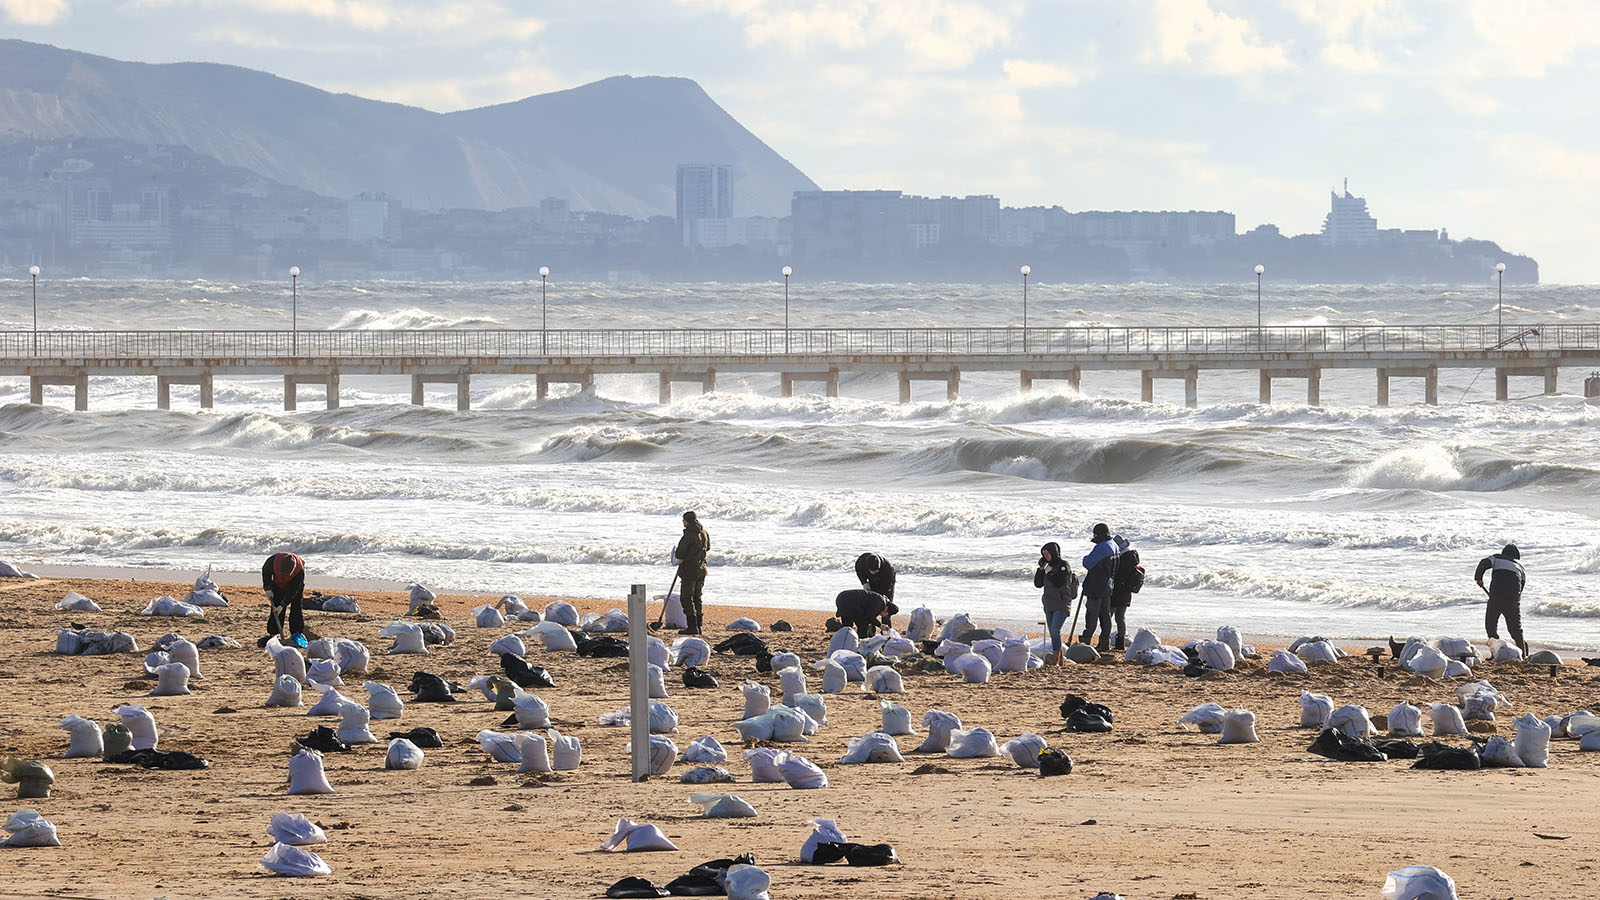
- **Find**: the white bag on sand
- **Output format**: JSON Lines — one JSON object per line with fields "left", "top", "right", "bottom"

{"left": 1581, "top": 731, "right": 1600, "bottom": 752}
{"left": 1196, "top": 640, "right": 1236, "bottom": 671}
{"left": 287, "top": 749, "right": 334, "bottom": 794}
{"left": 828, "top": 626, "right": 860, "bottom": 656}
{"left": 726, "top": 617, "right": 761, "bottom": 632}
{"left": 60, "top": 715, "right": 104, "bottom": 758}
{"left": 906, "top": 606, "right": 936, "bottom": 642}
{"left": 647, "top": 636, "right": 670, "bottom": 670}
{"left": 1217, "top": 625, "right": 1244, "bottom": 659}
{"left": 488, "top": 634, "right": 526, "bottom": 657}
{"left": 880, "top": 700, "right": 916, "bottom": 735}
{"left": 186, "top": 567, "right": 228, "bottom": 607}
{"left": 1444, "top": 659, "right": 1472, "bottom": 677}
{"left": 321, "top": 595, "right": 361, "bottom": 613}
{"left": 268, "top": 642, "right": 308, "bottom": 682}
{"left": 631, "top": 735, "right": 676, "bottom": 776}
{"left": 1456, "top": 679, "right": 1509, "bottom": 707}
{"left": 1428, "top": 703, "right": 1469, "bottom": 736}
{"left": 528, "top": 621, "right": 578, "bottom": 652}
{"left": 306, "top": 658, "right": 342, "bottom": 687}
{"left": 259, "top": 842, "right": 333, "bottom": 877}
{"left": 947, "top": 727, "right": 1000, "bottom": 758}
{"left": 385, "top": 738, "right": 425, "bottom": 770}
{"left": 266, "top": 674, "right": 304, "bottom": 708}
{"left": 1002, "top": 732, "right": 1049, "bottom": 768}
{"left": 934, "top": 639, "right": 970, "bottom": 658}
{"left": 1438, "top": 637, "right": 1479, "bottom": 661}
{"left": 801, "top": 817, "right": 847, "bottom": 863}
{"left": 1219, "top": 708, "right": 1260, "bottom": 744}
{"left": 955, "top": 652, "right": 992, "bottom": 684}
{"left": 379, "top": 621, "right": 428, "bottom": 655}
{"left": 840, "top": 731, "right": 903, "bottom": 764}
{"left": 1382, "top": 865, "right": 1458, "bottom": 900}
{"left": 1489, "top": 639, "right": 1522, "bottom": 663}
{"left": 995, "top": 640, "right": 1032, "bottom": 673}
{"left": 514, "top": 693, "right": 552, "bottom": 729}
{"left": 1178, "top": 702, "right": 1228, "bottom": 734}
{"left": 682, "top": 736, "right": 727, "bottom": 764}
{"left": 745, "top": 748, "right": 788, "bottom": 782}
{"left": 777, "top": 753, "right": 828, "bottom": 789}
{"left": 516, "top": 733, "right": 552, "bottom": 774}
{"left": 266, "top": 812, "right": 326, "bottom": 845}
{"left": 828, "top": 650, "right": 867, "bottom": 681}
{"left": 599, "top": 817, "right": 679, "bottom": 852}
{"left": 1405, "top": 646, "right": 1449, "bottom": 679}
{"left": 657, "top": 592, "right": 687, "bottom": 631}
{"left": 785, "top": 692, "right": 828, "bottom": 728}
{"left": 306, "top": 686, "right": 346, "bottom": 717}
{"left": 942, "top": 648, "right": 970, "bottom": 675}
{"left": 406, "top": 582, "right": 436, "bottom": 613}
{"left": 543, "top": 601, "right": 579, "bottom": 627}
{"left": 735, "top": 706, "right": 809, "bottom": 743}
{"left": 496, "top": 595, "right": 530, "bottom": 617}
{"left": 673, "top": 637, "right": 711, "bottom": 668}
{"left": 336, "top": 701, "right": 376, "bottom": 744}
{"left": 1294, "top": 640, "right": 1339, "bottom": 663}
{"left": 741, "top": 681, "right": 770, "bottom": 719}
{"left": 971, "top": 639, "right": 1004, "bottom": 666}
{"left": 149, "top": 662, "right": 191, "bottom": 696}
{"left": 938, "top": 613, "right": 974, "bottom": 642}
{"left": 0, "top": 810, "right": 58, "bottom": 848}
{"left": 1388, "top": 703, "right": 1424, "bottom": 737}
{"left": 550, "top": 729, "right": 582, "bottom": 770}
{"left": 1461, "top": 696, "right": 1497, "bottom": 721}
{"left": 55, "top": 592, "right": 102, "bottom": 612}
{"left": 770, "top": 651, "right": 801, "bottom": 672}
{"left": 1566, "top": 713, "right": 1600, "bottom": 738}
{"left": 725, "top": 864, "right": 771, "bottom": 900}
{"left": 1299, "top": 692, "right": 1334, "bottom": 728}
{"left": 365, "top": 682, "right": 404, "bottom": 719}
{"left": 647, "top": 664, "right": 668, "bottom": 699}
{"left": 168, "top": 639, "right": 202, "bottom": 679}
{"left": 472, "top": 605, "right": 506, "bottom": 628}
{"left": 1126, "top": 628, "right": 1162, "bottom": 659}
{"left": 820, "top": 659, "right": 847, "bottom": 694}
{"left": 778, "top": 666, "right": 808, "bottom": 701}
{"left": 1481, "top": 735, "right": 1524, "bottom": 768}
{"left": 115, "top": 705, "right": 158, "bottom": 750}
{"left": 1328, "top": 705, "right": 1375, "bottom": 738}
{"left": 864, "top": 665, "right": 904, "bottom": 693}
{"left": 1514, "top": 713, "right": 1551, "bottom": 768}
{"left": 916, "top": 709, "right": 962, "bottom": 753}
{"left": 691, "top": 792, "right": 758, "bottom": 818}
{"left": 140, "top": 595, "right": 205, "bottom": 618}
{"left": 581, "top": 609, "right": 629, "bottom": 633}
{"left": 648, "top": 700, "right": 679, "bottom": 734}
{"left": 477, "top": 730, "right": 521, "bottom": 763}
{"left": 681, "top": 766, "right": 734, "bottom": 784}
{"left": 1268, "top": 649, "right": 1308, "bottom": 674}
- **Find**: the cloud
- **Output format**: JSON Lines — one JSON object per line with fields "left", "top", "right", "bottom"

{"left": 680, "top": 0, "right": 1011, "bottom": 70}
{"left": 1320, "top": 41, "right": 1386, "bottom": 73}
{"left": 130, "top": 0, "right": 543, "bottom": 41}
{"left": 1463, "top": 0, "right": 1600, "bottom": 78}
{"left": 1144, "top": 0, "right": 1292, "bottom": 74}
{"left": 1, "top": 0, "right": 69, "bottom": 24}
{"left": 1003, "top": 58, "right": 1084, "bottom": 88}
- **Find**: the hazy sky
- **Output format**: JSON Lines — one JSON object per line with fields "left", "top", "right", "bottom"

{"left": 5, "top": 0, "right": 1597, "bottom": 281}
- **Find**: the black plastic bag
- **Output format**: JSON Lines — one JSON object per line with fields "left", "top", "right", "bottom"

{"left": 606, "top": 876, "right": 669, "bottom": 898}
{"left": 1038, "top": 748, "right": 1075, "bottom": 777}
{"left": 663, "top": 872, "right": 722, "bottom": 895}
{"left": 713, "top": 633, "right": 768, "bottom": 656}
{"left": 1308, "top": 728, "right": 1387, "bottom": 762}
{"left": 809, "top": 842, "right": 852, "bottom": 865}
{"left": 754, "top": 649, "right": 774, "bottom": 673}
{"left": 298, "top": 725, "right": 350, "bottom": 753}
{"left": 408, "top": 671, "right": 457, "bottom": 703}
{"left": 1065, "top": 708, "right": 1114, "bottom": 733}
{"left": 845, "top": 843, "right": 900, "bottom": 866}
{"left": 500, "top": 653, "right": 554, "bottom": 688}
{"left": 576, "top": 635, "right": 630, "bottom": 658}
{"left": 682, "top": 666, "right": 719, "bottom": 689}
{"left": 1411, "top": 742, "right": 1482, "bottom": 770}
{"left": 769, "top": 620, "right": 794, "bottom": 632}
{"left": 1374, "top": 739, "right": 1420, "bottom": 760}
{"left": 386, "top": 727, "right": 444, "bottom": 748}
{"left": 111, "top": 748, "right": 211, "bottom": 770}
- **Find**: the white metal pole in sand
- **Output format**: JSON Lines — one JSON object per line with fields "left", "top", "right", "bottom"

{"left": 627, "top": 583, "right": 650, "bottom": 781}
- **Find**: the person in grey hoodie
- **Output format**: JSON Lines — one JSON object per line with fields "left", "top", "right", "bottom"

{"left": 1080, "top": 522, "right": 1120, "bottom": 652}
{"left": 1034, "top": 542, "right": 1075, "bottom": 665}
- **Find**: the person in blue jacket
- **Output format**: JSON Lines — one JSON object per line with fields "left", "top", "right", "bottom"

{"left": 1079, "top": 522, "right": 1121, "bottom": 652}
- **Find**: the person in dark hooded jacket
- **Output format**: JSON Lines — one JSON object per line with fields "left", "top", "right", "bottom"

{"left": 1035, "top": 542, "right": 1075, "bottom": 665}
{"left": 675, "top": 511, "right": 711, "bottom": 635}
{"left": 1475, "top": 543, "right": 1528, "bottom": 657}
{"left": 834, "top": 589, "right": 895, "bottom": 640}
{"left": 1079, "top": 522, "right": 1120, "bottom": 652}
{"left": 854, "top": 553, "right": 896, "bottom": 602}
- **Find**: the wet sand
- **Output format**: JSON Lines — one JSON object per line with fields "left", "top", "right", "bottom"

{"left": 3, "top": 573, "right": 1598, "bottom": 898}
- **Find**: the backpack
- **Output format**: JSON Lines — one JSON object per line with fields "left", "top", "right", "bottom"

{"left": 1063, "top": 567, "right": 1079, "bottom": 600}
{"left": 1114, "top": 548, "right": 1145, "bottom": 594}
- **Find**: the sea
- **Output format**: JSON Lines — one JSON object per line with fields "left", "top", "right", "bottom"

{"left": 2, "top": 279, "right": 1598, "bottom": 649}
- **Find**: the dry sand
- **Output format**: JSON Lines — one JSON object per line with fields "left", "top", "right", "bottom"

{"left": 2, "top": 574, "right": 1598, "bottom": 899}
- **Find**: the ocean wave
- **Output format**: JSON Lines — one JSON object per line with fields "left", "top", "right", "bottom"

{"left": 921, "top": 434, "right": 1269, "bottom": 484}
{"left": 1349, "top": 444, "right": 1597, "bottom": 492}
{"left": 329, "top": 307, "right": 505, "bottom": 330}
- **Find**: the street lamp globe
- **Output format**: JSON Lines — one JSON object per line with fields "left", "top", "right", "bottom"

{"left": 539, "top": 266, "right": 550, "bottom": 278}
{"left": 1254, "top": 264, "right": 1265, "bottom": 275}
{"left": 1020, "top": 265, "right": 1031, "bottom": 276}
{"left": 1495, "top": 262, "right": 1506, "bottom": 273}
{"left": 782, "top": 266, "right": 792, "bottom": 277}
{"left": 289, "top": 266, "right": 300, "bottom": 278}
{"left": 28, "top": 265, "right": 39, "bottom": 277}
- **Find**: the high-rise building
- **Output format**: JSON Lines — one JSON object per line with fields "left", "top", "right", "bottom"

{"left": 676, "top": 163, "right": 732, "bottom": 246}
{"left": 1322, "top": 179, "right": 1378, "bottom": 245}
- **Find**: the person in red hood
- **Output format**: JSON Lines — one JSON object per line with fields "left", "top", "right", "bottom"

{"left": 260, "top": 552, "right": 307, "bottom": 648}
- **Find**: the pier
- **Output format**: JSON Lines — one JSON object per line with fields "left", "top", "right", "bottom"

{"left": 3, "top": 324, "right": 1597, "bottom": 410}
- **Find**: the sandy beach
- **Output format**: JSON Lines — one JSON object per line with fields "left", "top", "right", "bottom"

{"left": 3, "top": 572, "right": 1597, "bottom": 899}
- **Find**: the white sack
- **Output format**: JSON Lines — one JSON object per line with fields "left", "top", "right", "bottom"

{"left": 946, "top": 727, "right": 1001, "bottom": 758}
{"left": 1481, "top": 735, "right": 1524, "bottom": 768}
{"left": 287, "top": 749, "right": 334, "bottom": 794}
{"left": 1428, "top": 703, "right": 1469, "bottom": 736}
{"left": 1178, "top": 702, "right": 1228, "bottom": 734}
{"left": 114, "top": 705, "right": 158, "bottom": 749}
{"left": 1328, "top": 705, "right": 1375, "bottom": 738}
{"left": 472, "top": 605, "right": 506, "bottom": 628}
{"left": 550, "top": 729, "right": 582, "bottom": 770}
{"left": 1219, "top": 708, "right": 1260, "bottom": 744}
{"left": 741, "top": 681, "right": 771, "bottom": 719}
{"left": 777, "top": 666, "right": 808, "bottom": 701}
{"left": 682, "top": 736, "right": 727, "bottom": 764}
{"left": 955, "top": 652, "right": 992, "bottom": 684}
{"left": 916, "top": 709, "right": 962, "bottom": 753}
{"left": 516, "top": 733, "right": 552, "bottom": 774}
{"left": 476, "top": 729, "right": 521, "bottom": 763}
{"left": 365, "top": 682, "right": 404, "bottom": 719}
{"left": 1001, "top": 732, "right": 1049, "bottom": 768}
{"left": 336, "top": 701, "right": 376, "bottom": 744}
{"left": 1514, "top": 713, "right": 1551, "bottom": 768}
{"left": 726, "top": 617, "right": 761, "bottom": 632}
{"left": 306, "top": 658, "right": 342, "bottom": 688}
{"left": 514, "top": 693, "right": 552, "bottom": 729}
{"left": 820, "top": 659, "right": 847, "bottom": 694}
{"left": 1388, "top": 703, "right": 1424, "bottom": 737}
{"left": 406, "top": 582, "right": 436, "bottom": 613}
{"left": 785, "top": 692, "right": 828, "bottom": 728}
{"left": 673, "top": 637, "right": 710, "bottom": 668}
{"left": 1196, "top": 640, "right": 1236, "bottom": 671}
{"left": 543, "top": 601, "right": 578, "bottom": 627}
{"left": 1216, "top": 625, "right": 1243, "bottom": 659}
{"left": 906, "top": 606, "right": 936, "bottom": 642}
{"left": 306, "top": 686, "right": 346, "bottom": 717}
{"left": 691, "top": 792, "right": 758, "bottom": 818}
{"left": 880, "top": 700, "right": 915, "bottom": 735}
{"left": 385, "top": 738, "right": 425, "bottom": 770}
{"left": 528, "top": 621, "right": 578, "bottom": 652}
{"left": 827, "top": 626, "right": 860, "bottom": 655}
{"left": 59, "top": 715, "right": 104, "bottom": 758}
{"left": 777, "top": 753, "right": 828, "bottom": 789}
{"left": 266, "top": 812, "right": 326, "bottom": 845}
{"left": 647, "top": 664, "right": 668, "bottom": 699}
{"left": 259, "top": 842, "right": 333, "bottom": 877}
{"left": 0, "top": 810, "right": 58, "bottom": 848}
{"left": 745, "top": 748, "right": 787, "bottom": 782}
{"left": 55, "top": 592, "right": 101, "bottom": 612}
{"left": 1268, "top": 649, "right": 1308, "bottom": 673}
{"left": 863, "top": 665, "right": 904, "bottom": 693}
{"left": 1405, "top": 646, "right": 1450, "bottom": 679}
{"left": 839, "top": 731, "right": 903, "bottom": 764}
{"left": 488, "top": 634, "right": 527, "bottom": 657}
{"left": 801, "top": 817, "right": 847, "bottom": 863}
{"left": 598, "top": 817, "right": 679, "bottom": 852}
{"left": 1299, "top": 692, "right": 1335, "bottom": 728}
{"left": 1382, "top": 865, "right": 1458, "bottom": 900}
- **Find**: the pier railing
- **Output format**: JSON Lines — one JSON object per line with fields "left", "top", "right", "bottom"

{"left": 2, "top": 324, "right": 1596, "bottom": 359}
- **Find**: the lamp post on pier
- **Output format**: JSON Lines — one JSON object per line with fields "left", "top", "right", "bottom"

{"left": 1254, "top": 264, "right": 1265, "bottom": 347}
{"left": 28, "top": 265, "right": 39, "bottom": 355}
{"left": 539, "top": 265, "right": 550, "bottom": 355}
{"left": 1495, "top": 262, "right": 1506, "bottom": 343}
{"left": 781, "top": 265, "right": 792, "bottom": 352}
{"left": 1020, "top": 264, "right": 1031, "bottom": 352}
{"left": 289, "top": 266, "right": 300, "bottom": 354}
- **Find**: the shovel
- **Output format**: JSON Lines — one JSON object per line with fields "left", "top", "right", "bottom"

{"left": 1067, "top": 593, "right": 1086, "bottom": 645}
{"left": 653, "top": 574, "right": 679, "bottom": 630}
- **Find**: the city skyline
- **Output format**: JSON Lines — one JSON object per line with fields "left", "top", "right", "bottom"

{"left": 1, "top": 1, "right": 1592, "bottom": 279}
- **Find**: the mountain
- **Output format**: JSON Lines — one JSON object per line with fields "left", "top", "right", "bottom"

{"left": 0, "top": 40, "right": 817, "bottom": 217}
